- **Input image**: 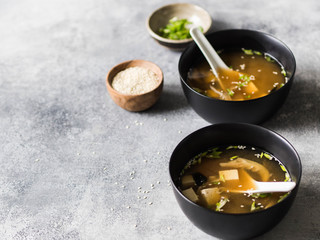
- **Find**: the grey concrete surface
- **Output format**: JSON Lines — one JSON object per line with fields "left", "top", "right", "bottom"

{"left": 0, "top": 0, "right": 319, "bottom": 239}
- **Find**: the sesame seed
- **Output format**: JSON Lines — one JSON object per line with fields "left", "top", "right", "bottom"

{"left": 157, "top": 181, "right": 160, "bottom": 184}
{"left": 148, "top": 202, "right": 153, "bottom": 205}
{"left": 167, "top": 227, "right": 172, "bottom": 230}
{"left": 125, "top": 125, "right": 129, "bottom": 129}
{"left": 163, "top": 118, "right": 167, "bottom": 121}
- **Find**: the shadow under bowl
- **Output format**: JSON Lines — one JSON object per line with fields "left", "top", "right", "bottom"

{"left": 106, "top": 60, "right": 163, "bottom": 112}
{"left": 169, "top": 123, "right": 301, "bottom": 239}
{"left": 179, "top": 29, "right": 296, "bottom": 124}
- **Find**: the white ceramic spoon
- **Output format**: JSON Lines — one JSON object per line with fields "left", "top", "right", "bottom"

{"left": 231, "top": 169, "right": 296, "bottom": 194}
{"left": 190, "top": 27, "right": 232, "bottom": 99}
{"left": 190, "top": 27, "right": 261, "bottom": 101}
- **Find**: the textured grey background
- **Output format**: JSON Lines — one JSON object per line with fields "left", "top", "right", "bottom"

{"left": 0, "top": 0, "right": 319, "bottom": 239}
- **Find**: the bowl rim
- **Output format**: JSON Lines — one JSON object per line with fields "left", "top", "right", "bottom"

{"left": 146, "top": 3, "right": 212, "bottom": 44}
{"left": 169, "top": 122, "right": 302, "bottom": 216}
{"left": 106, "top": 59, "right": 164, "bottom": 97}
{"left": 178, "top": 29, "right": 297, "bottom": 102}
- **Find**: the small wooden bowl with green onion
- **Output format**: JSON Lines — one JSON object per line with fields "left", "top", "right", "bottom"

{"left": 146, "top": 3, "right": 212, "bottom": 51}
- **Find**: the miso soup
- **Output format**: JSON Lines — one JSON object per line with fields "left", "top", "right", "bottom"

{"left": 179, "top": 145, "right": 292, "bottom": 214}
{"left": 188, "top": 48, "right": 287, "bottom": 101}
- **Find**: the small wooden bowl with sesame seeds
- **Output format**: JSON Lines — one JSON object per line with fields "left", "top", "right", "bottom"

{"left": 106, "top": 60, "right": 163, "bottom": 112}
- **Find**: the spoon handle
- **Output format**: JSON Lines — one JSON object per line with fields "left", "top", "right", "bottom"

{"left": 189, "top": 27, "right": 229, "bottom": 75}
{"left": 251, "top": 181, "right": 296, "bottom": 194}
{"left": 190, "top": 27, "right": 231, "bottom": 100}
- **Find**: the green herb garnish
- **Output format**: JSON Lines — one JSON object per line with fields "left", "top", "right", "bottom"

{"left": 216, "top": 198, "right": 228, "bottom": 211}
{"left": 230, "top": 155, "right": 238, "bottom": 160}
{"left": 264, "top": 55, "right": 275, "bottom": 62}
{"left": 280, "top": 164, "right": 287, "bottom": 172}
{"left": 237, "top": 74, "right": 251, "bottom": 88}
{"left": 250, "top": 201, "right": 261, "bottom": 212}
{"left": 226, "top": 145, "right": 238, "bottom": 150}
{"left": 159, "top": 17, "right": 201, "bottom": 40}
{"left": 227, "top": 88, "right": 234, "bottom": 96}
{"left": 278, "top": 193, "right": 289, "bottom": 203}
{"left": 263, "top": 153, "right": 273, "bottom": 160}
{"left": 251, "top": 193, "right": 270, "bottom": 198}
{"left": 242, "top": 48, "right": 254, "bottom": 55}
{"left": 206, "top": 147, "right": 222, "bottom": 158}
{"left": 281, "top": 68, "right": 287, "bottom": 77}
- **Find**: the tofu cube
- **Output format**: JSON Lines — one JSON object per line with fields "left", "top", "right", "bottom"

{"left": 181, "top": 175, "right": 195, "bottom": 188}
{"left": 200, "top": 188, "right": 221, "bottom": 207}
{"left": 182, "top": 188, "right": 199, "bottom": 203}
{"left": 244, "top": 81, "right": 259, "bottom": 94}
{"left": 219, "top": 169, "right": 239, "bottom": 181}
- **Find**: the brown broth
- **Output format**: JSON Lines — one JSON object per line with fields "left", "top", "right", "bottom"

{"left": 187, "top": 49, "right": 287, "bottom": 101}
{"left": 179, "top": 145, "right": 291, "bottom": 214}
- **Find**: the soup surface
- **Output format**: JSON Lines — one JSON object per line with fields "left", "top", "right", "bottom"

{"left": 187, "top": 48, "right": 287, "bottom": 101}
{"left": 179, "top": 145, "right": 291, "bottom": 214}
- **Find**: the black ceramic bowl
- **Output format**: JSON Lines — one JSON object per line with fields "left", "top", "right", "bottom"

{"left": 169, "top": 123, "right": 301, "bottom": 240}
{"left": 179, "top": 29, "right": 296, "bottom": 124}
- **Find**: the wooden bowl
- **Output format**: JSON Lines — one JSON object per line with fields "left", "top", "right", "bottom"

{"left": 106, "top": 60, "right": 163, "bottom": 112}
{"left": 146, "top": 3, "right": 212, "bottom": 51}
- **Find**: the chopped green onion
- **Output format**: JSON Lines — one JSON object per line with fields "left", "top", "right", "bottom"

{"left": 206, "top": 147, "right": 222, "bottom": 158}
{"left": 281, "top": 68, "right": 287, "bottom": 77}
{"left": 259, "top": 152, "right": 264, "bottom": 158}
{"left": 216, "top": 198, "right": 228, "bottom": 211}
{"left": 220, "top": 174, "right": 225, "bottom": 182}
{"left": 278, "top": 193, "right": 289, "bottom": 203}
{"left": 284, "top": 172, "right": 290, "bottom": 182}
{"left": 226, "top": 145, "right": 238, "bottom": 150}
{"left": 264, "top": 55, "right": 275, "bottom": 62}
{"left": 230, "top": 155, "right": 238, "bottom": 160}
{"left": 159, "top": 17, "right": 201, "bottom": 40}
{"left": 263, "top": 153, "right": 273, "bottom": 160}
{"left": 237, "top": 74, "right": 251, "bottom": 88}
{"left": 242, "top": 48, "right": 254, "bottom": 55}
{"left": 251, "top": 193, "right": 270, "bottom": 198}
{"left": 227, "top": 88, "right": 234, "bottom": 96}
{"left": 253, "top": 51, "right": 262, "bottom": 55}
{"left": 250, "top": 201, "right": 261, "bottom": 212}
{"left": 280, "top": 164, "right": 287, "bottom": 172}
